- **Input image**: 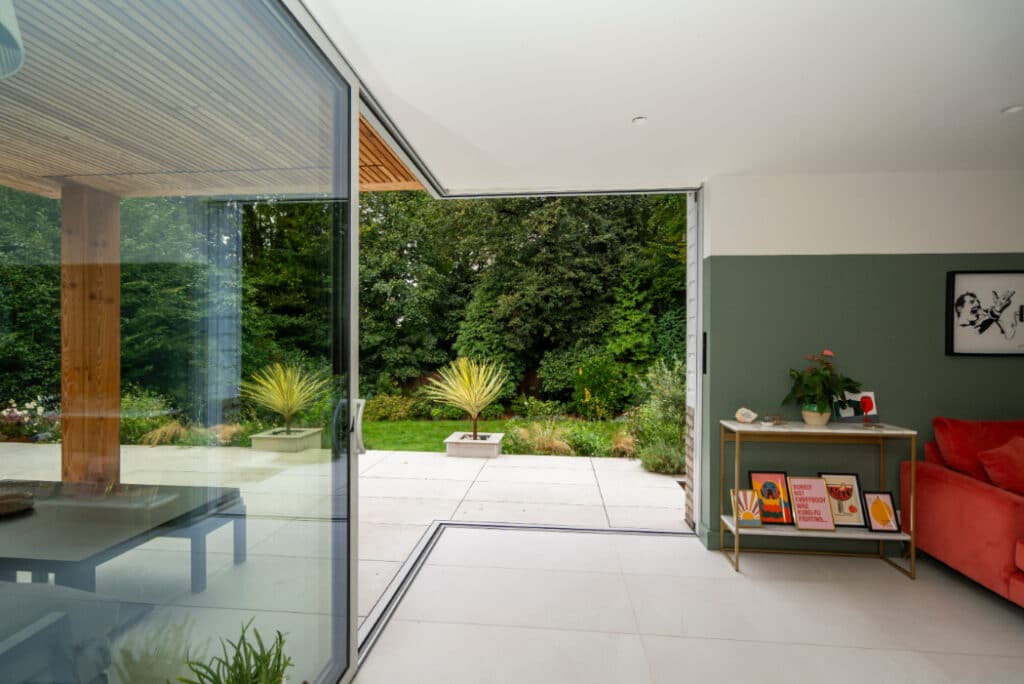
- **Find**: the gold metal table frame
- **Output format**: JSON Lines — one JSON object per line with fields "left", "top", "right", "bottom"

{"left": 719, "top": 420, "right": 917, "bottom": 579}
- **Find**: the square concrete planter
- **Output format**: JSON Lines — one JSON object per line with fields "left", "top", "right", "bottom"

{"left": 251, "top": 427, "right": 323, "bottom": 453}
{"left": 444, "top": 432, "right": 504, "bottom": 458}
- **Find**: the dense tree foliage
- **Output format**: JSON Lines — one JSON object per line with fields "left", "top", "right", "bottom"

{"left": 0, "top": 186, "right": 686, "bottom": 418}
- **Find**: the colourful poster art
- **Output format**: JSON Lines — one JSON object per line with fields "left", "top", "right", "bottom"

{"left": 730, "top": 489, "right": 762, "bottom": 527}
{"left": 864, "top": 492, "right": 901, "bottom": 532}
{"left": 787, "top": 477, "right": 836, "bottom": 531}
{"left": 748, "top": 472, "right": 793, "bottom": 525}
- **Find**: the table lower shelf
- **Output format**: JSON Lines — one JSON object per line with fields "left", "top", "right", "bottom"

{"left": 720, "top": 514, "right": 910, "bottom": 541}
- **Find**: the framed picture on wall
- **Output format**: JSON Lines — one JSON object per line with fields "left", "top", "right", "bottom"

{"left": 946, "top": 271, "right": 1024, "bottom": 356}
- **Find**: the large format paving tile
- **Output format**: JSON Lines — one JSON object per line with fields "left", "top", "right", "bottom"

{"left": 358, "top": 476, "right": 473, "bottom": 500}
{"left": 462, "top": 480, "right": 603, "bottom": 505}
{"left": 359, "top": 496, "right": 460, "bottom": 525}
{"left": 924, "top": 652, "right": 1024, "bottom": 684}
{"left": 354, "top": 620, "right": 651, "bottom": 684}
{"left": 249, "top": 519, "right": 350, "bottom": 559}
{"left": 605, "top": 505, "right": 688, "bottom": 531}
{"left": 358, "top": 560, "right": 402, "bottom": 617}
{"left": 599, "top": 485, "right": 686, "bottom": 508}
{"left": 594, "top": 470, "right": 681, "bottom": 489}
{"left": 480, "top": 454, "right": 595, "bottom": 470}
{"left": 362, "top": 453, "right": 487, "bottom": 481}
{"left": 358, "top": 523, "right": 429, "bottom": 562}
{"left": 475, "top": 465, "right": 597, "bottom": 485}
{"left": 174, "top": 554, "right": 345, "bottom": 615}
{"left": 97, "top": 548, "right": 235, "bottom": 605}
{"left": 641, "top": 634, "right": 948, "bottom": 684}
{"left": 427, "top": 527, "right": 622, "bottom": 574}
{"left": 613, "top": 534, "right": 735, "bottom": 579}
{"left": 452, "top": 500, "right": 609, "bottom": 527}
{"left": 395, "top": 564, "right": 638, "bottom": 633}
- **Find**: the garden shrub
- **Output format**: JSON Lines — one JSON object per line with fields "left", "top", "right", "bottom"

{"left": 430, "top": 403, "right": 465, "bottom": 420}
{"left": 363, "top": 393, "right": 416, "bottom": 421}
{"left": 564, "top": 422, "right": 607, "bottom": 457}
{"left": 524, "top": 420, "right": 572, "bottom": 455}
{"left": 573, "top": 353, "right": 635, "bottom": 420}
{"left": 611, "top": 430, "right": 636, "bottom": 458}
{"left": 538, "top": 345, "right": 602, "bottom": 400}
{"left": 510, "top": 394, "right": 565, "bottom": 420}
{"left": 480, "top": 402, "right": 505, "bottom": 420}
{"left": 501, "top": 421, "right": 534, "bottom": 455}
{"left": 638, "top": 436, "right": 685, "bottom": 475}
{"left": 120, "top": 388, "right": 176, "bottom": 444}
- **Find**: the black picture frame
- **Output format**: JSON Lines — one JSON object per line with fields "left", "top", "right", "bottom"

{"left": 817, "top": 472, "right": 867, "bottom": 527}
{"left": 862, "top": 491, "right": 901, "bottom": 533}
{"left": 946, "top": 271, "right": 1024, "bottom": 356}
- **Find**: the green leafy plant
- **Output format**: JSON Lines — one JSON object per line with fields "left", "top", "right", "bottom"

{"left": 120, "top": 388, "right": 176, "bottom": 444}
{"left": 176, "top": 620, "right": 291, "bottom": 684}
{"left": 782, "top": 349, "right": 861, "bottom": 414}
{"left": 240, "top": 363, "right": 329, "bottom": 434}
{"left": 422, "top": 358, "right": 508, "bottom": 439}
{"left": 564, "top": 422, "right": 607, "bottom": 457}
{"left": 638, "top": 436, "right": 685, "bottom": 475}
{"left": 363, "top": 393, "right": 416, "bottom": 421}
{"left": 644, "top": 357, "right": 687, "bottom": 452}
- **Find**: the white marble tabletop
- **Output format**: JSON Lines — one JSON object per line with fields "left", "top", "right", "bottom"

{"left": 720, "top": 420, "right": 916, "bottom": 437}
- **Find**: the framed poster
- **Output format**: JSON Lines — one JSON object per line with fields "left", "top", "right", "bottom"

{"left": 946, "top": 271, "right": 1024, "bottom": 355}
{"left": 818, "top": 472, "right": 867, "bottom": 527}
{"left": 730, "top": 489, "right": 762, "bottom": 527}
{"left": 748, "top": 471, "right": 793, "bottom": 525}
{"left": 787, "top": 477, "right": 835, "bottom": 531}
{"left": 833, "top": 391, "right": 879, "bottom": 424}
{"left": 864, "top": 491, "right": 900, "bottom": 532}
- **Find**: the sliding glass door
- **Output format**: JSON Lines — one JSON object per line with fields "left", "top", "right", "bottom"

{"left": 0, "top": 1, "right": 356, "bottom": 681}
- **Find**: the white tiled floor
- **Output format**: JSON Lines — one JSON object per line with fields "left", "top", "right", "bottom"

{"left": 353, "top": 527, "right": 1024, "bottom": 684}
{"left": 0, "top": 443, "right": 686, "bottom": 652}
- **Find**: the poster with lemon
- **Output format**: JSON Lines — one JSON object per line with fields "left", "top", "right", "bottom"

{"left": 864, "top": 491, "right": 900, "bottom": 532}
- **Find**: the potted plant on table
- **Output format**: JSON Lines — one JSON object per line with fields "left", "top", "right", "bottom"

{"left": 424, "top": 357, "right": 509, "bottom": 458}
{"left": 242, "top": 363, "right": 329, "bottom": 452}
{"left": 782, "top": 349, "right": 861, "bottom": 426}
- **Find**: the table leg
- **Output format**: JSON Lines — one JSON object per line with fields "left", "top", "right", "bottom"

{"left": 910, "top": 435, "right": 917, "bottom": 579}
{"left": 878, "top": 438, "right": 886, "bottom": 559}
{"left": 733, "top": 434, "right": 741, "bottom": 572}
{"left": 719, "top": 425, "right": 725, "bottom": 553}
{"left": 55, "top": 565, "right": 95, "bottom": 592}
{"left": 191, "top": 534, "right": 207, "bottom": 594}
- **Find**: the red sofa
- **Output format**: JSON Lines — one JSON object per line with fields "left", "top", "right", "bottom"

{"left": 900, "top": 417, "right": 1024, "bottom": 608}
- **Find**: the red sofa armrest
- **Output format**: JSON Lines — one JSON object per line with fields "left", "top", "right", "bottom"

{"left": 901, "top": 460, "right": 1024, "bottom": 601}
{"left": 923, "top": 441, "right": 944, "bottom": 466}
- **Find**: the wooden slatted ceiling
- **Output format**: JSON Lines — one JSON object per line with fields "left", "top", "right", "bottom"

{"left": 0, "top": 0, "right": 420, "bottom": 199}
{"left": 359, "top": 115, "right": 423, "bottom": 192}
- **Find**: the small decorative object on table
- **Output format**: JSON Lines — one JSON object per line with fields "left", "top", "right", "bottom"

{"left": 782, "top": 349, "right": 861, "bottom": 426}
{"left": 760, "top": 414, "right": 783, "bottom": 426}
{"left": 0, "top": 489, "right": 34, "bottom": 517}
{"left": 734, "top": 407, "right": 758, "bottom": 424}
{"left": 833, "top": 390, "right": 879, "bottom": 424}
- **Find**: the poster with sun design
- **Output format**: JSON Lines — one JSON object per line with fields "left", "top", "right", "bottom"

{"left": 864, "top": 492, "right": 900, "bottom": 532}
{"left": 730, "top": 489, "right": 762, "bottom": 527}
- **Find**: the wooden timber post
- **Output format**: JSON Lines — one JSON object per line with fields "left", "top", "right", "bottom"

{"left": 60, "top": 184, "right": 121, "bottom": 484}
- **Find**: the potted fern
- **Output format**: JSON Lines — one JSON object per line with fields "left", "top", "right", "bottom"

{"left": 243, "top": 363, "right": 329, "bottom": 452}
{"left": 423, "top": 357, "right": 508, "bottom": 458}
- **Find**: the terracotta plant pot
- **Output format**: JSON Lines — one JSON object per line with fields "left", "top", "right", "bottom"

{"left": 800, "top": 408, "right": 832, "bottom": 426}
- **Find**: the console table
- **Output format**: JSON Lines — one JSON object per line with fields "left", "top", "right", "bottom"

{"left": 719, "top": 420, "right": 917, "bottom": 578}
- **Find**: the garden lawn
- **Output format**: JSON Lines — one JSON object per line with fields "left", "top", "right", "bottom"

{"left": 362, "top": 419, "right": 622, "bottom": 453}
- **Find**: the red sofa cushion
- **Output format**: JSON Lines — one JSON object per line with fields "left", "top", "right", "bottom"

{"left": 978, "top": 436, "right": 1024, "bottom": 495}
{"left": 932, "top": 417, "right": 1024, "bottom": 482}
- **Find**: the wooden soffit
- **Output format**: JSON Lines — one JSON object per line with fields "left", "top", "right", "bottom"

{"left": 358, "top": 115, "right": 422, "bottom": 192}
{"left": 0, "top": 1, "right": 420, "bottom": 200}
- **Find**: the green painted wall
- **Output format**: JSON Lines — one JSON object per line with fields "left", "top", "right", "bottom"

{"left": 699, "top": 252, "right": 1024, "bottom": 548}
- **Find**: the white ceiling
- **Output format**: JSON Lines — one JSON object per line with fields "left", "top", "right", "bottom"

{"left": 306, "top": 0, "right": 1024, "bottom": 196}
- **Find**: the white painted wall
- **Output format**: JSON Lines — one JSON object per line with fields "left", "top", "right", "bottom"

{"left": 703, "top": 171, "right": 1024, "bottom": 257}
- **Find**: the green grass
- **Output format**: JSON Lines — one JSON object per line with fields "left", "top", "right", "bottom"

{"left": 362, "top": 419, "right": 622, "bottom": 453}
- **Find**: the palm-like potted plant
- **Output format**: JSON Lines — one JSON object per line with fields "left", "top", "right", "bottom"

{"left": 423, "top": 357, "right": 508, "bottom": 457}
{"left": 242, "top": 363, "right": 329, "bottom": 452}
{"left": 782, "top": 349, "right": 861, "bottom": 426}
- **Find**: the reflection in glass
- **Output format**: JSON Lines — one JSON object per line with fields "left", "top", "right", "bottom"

{"left": 0, "top": 1, "right": 353, "bottom": 682}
